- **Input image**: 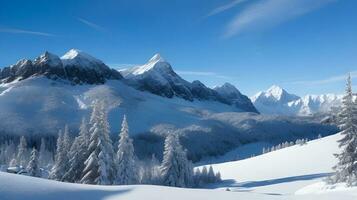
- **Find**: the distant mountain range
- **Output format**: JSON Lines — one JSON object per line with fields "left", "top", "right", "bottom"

{"left": 251, "top": 85, "right": 342, "bottom": 116}
{"left": 0, "top": 49, "right": 342, "bottom": 120}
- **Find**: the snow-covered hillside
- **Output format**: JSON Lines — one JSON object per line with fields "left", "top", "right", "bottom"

{"left": 1, "top": 133, "right": 356, "bottom": 200}
{"left": 252, "top": 85, "right": 342, "bottom": 116}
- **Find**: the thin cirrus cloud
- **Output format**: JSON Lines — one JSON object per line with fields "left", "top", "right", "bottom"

{"left": 0, "top": 28, "right": 55, "bottom": 37}
{"left": 206, "top": 0, "right": 248, "bottom": 17}
{"left": 77, "top": 17, "right": 105, "bottom": 32}
{"left": 216, "top": 0, "right": 336, "bottom": 38}
{"left": 176, "top": 70, "right": 232, "bottom": 79}
{"left": 290, "top": 71, "right": 357, "bottom": 86}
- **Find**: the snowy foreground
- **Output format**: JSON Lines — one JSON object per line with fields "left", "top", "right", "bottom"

{"left": 1, "top": 133, "right": 357, "bottom": 200}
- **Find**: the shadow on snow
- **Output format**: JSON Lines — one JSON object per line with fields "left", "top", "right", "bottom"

{"left": 206, "top": 172, "right": 332, "bottom": 189}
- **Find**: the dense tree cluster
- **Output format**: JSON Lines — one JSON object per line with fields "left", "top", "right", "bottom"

{"left": 0, "top": 101, "right": 221, "bottom": 188}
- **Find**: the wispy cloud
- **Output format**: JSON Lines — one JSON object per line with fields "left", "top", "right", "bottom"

{"left": 290, "top": 71, "right": 357, "bottom": 85}
{"left": 223, "top": 0, "right": 335, "bottom": 38}
{"left": 206, "top": 0, "right": 248, "bottom": 17}
{"left": 0, "top": 28, "right": 55, "bottom": 37}
{"left": 177, "top": 70, "right": 232, "bottom": 79}
{"left": 77, "top": 17, "right": 105, "bottom": 32}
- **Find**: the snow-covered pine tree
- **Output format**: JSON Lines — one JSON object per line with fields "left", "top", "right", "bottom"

{"left": 160, "top": 133, "right": 194, "bottom": 188}
{"left": 208, "top": 165, "right": 215, "bottom": 182}
{"left": 26, "top": 148, "right": 41, "bottom": 177}
{"left": 39, "top": 138, "right": 46, "bottom": 167}
{"left": 194, "top": 168, "right": 202, "bottom": 186}
{"left": 81, "top": 101, "right": 115, "bottom": 185}
{"left": 114, "top": 115, "right": 138, "bottom": 185}
{"left": 63, "top": 125, "right": 72, "bottom": 152}
{"left": 4, "top": 140, "right": 16, "bottom": 165}
{"left": 330, "top": 74, "right": 357, "bottom": 186}
{"left": 201, "top": 166, "right": 208, "bottom": 183}
{"left": 16, "top": 136, "right": 28, "bottom": 167}
{"left": 49, "top": 130, "right": 69, "bottom": 181}
{"left": 140, "top": 154, "right": 161, "bottom": 184}
{"left": 38, "top": 138, "right": 52, "bottom": 168}
{"left": 215, "top": 172, "right": 222, "bottom": 182}
{"left": 63, "top": 118, "right": 90, "bottom": 183}
{"left": 150, "top": 154, "right": 161, "bottom": 184}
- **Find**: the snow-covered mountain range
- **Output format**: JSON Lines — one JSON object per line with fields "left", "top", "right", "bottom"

{"left": 0, "top": 49, "right": 122, "bottom": 84}
{"left": 252, "top": 85, "right": 342, "bottom": 116}
{"left": 120, "top": 54, "right": 258, "bottom": 113}
{"left": 0, "top": 49, "right": 337, "bottom": 162}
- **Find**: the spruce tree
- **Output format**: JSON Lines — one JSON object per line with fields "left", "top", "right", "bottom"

{"left": 63, "top": 125, "right": 72, "bottom": 152}
{"left": 81, "top": 101, "right": 115, "bottom": 185}
{"left": 38, "top": 138, "right": 50, "bottom": 168}
{"left": 26, "top": 148, "right": 41, "bottom": 177}
{"left": 114, "top": 115, "right": 138, "bottom": 185}
{"left": 330, "top": 74, "right": 357, "bottom": 186}
{"left": 160, "top": 133, "right": 193, "bottom": 187}
{"left": 208, "top": 165, "right": 215, "bottom": 182}
{"left": 49, "top": 130, "right": 69, "bottom": 181}
{"left": 16, "top": 136, "right": 28, "bottom": 167}
{"left": 201, "top": 166, "right": 208, "bottom": 183}
{"left": 5, "top": 141, "right": 16, "bottom": 166}
{"left": 63, "top": 118, "right": 89, "bottom": 183}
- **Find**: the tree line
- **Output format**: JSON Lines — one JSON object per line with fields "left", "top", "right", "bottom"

{"left": 0, "top": 101, "right": 221, "bottom": 188}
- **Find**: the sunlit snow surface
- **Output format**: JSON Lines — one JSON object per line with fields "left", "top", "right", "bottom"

{"left": 1, "top": 133, "right": 357, "bottom": 200}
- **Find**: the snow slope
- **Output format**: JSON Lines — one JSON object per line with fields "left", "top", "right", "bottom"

{"left": 1, "top": 133, "right": 357, "bottom": 200}
{"left": 252, "top": 85, "right": 342, "bottom": 116}
{"left": 205, "top": 133, "right": 357, "bottom": 199}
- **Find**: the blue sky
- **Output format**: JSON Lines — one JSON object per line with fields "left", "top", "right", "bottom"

{"left": 0, "top": 0, "right": 357, "bottom": 96}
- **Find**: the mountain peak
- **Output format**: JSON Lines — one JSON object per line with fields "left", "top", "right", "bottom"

{"left": 33, "top": 51, "right": 62, "bottom": 66}
{"left": 252, "top": 85, "right": 300, "bottom": 104}
{"left": 61, "top": 49, "right": 82, "bottom": 60}
{"left": 222, "top": 82, "right": 238, "bottom": 90}
{"left": 266, "top": 85, "right": 285, "bottom": 99}
{"left": 61, "top": 49, "right": 99, "bottom": 61}
{"left": 61, "top": 49, "right": 104, "bottom": 68}
{"left": 214, "top": 83, "right": 241, "bottom": 95}
{"left": 148, "top": 53, "right": 165, "bottom": 63}
{"left": 123, "top": 53, "right": 172, "bottom": 76}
